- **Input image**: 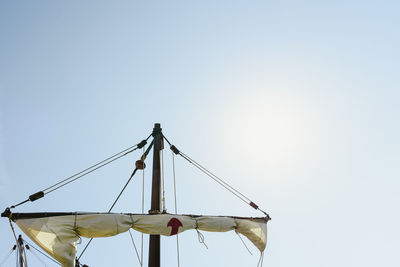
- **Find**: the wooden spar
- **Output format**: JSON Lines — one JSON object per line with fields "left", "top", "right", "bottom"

{"left": 149, "top": 123, "right": 163, "bottom": 267}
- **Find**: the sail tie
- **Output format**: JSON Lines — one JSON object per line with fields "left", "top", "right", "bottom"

{"left": 194, "top": 219, "right": 208, "bottom": 249}
{"left": 196, "top": 229, "right": 208, "bottom": 249}
{"left": 74, "top": 213, "right": 82, "bottom": 245}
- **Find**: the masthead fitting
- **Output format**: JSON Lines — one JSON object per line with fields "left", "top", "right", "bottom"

{"left": 152, "top": 123, "right": 162, "bottom": 137}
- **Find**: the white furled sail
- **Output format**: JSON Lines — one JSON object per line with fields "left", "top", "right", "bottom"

{"left": 12, "top": 212, "right": 269, "bottom": 267}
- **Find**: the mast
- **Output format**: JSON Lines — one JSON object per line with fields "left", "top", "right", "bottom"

{"left": 148, "top": 123, "right": 163, "bottom": 267}
{"left": 17, "top": 235, "right": 27, "bottom": 267}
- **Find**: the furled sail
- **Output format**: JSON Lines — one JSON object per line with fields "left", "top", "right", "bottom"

{"left": 10, "top": 212, "right": 269, "bottom": 267}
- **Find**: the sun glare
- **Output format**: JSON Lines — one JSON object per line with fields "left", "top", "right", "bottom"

{"left": 226, "top": 93, "right": 313, "bottom": 171}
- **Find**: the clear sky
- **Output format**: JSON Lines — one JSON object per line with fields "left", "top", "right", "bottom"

{"left": 0, "top": 0, "right": 399, "bottom": 266}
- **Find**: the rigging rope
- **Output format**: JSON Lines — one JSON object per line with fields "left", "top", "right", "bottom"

{"left": 43, "top": 144, "right": 141, "bottom": 193}
{"left": 0, "top": 247, "right": 15, "bottom": 267}
{"left": 257, "top": 252, "right": 264, "bottom": 267}
{"left": 108, "top": 168, "right": 139, "bottom": 212}
{"left": 45, "top": 150, "right": 135, "bottom": 195}
{"left": 77, "top": 168, "right": 138, "bottom": 261}
{"left": 180, "top": 151, "right": 251, "bottom": 202}
{"left": 8, "top": 219, "right": 26, "bottom": 267}
{"left": 128, "top": 229, "right": 142, "bottom": 266}
{"left": 23, "top": 245, "right": 28, "bottom": 267}
{"left": 27, "top": 247, "right": 48, "bottom": 266}
{"left": 236, "top": 232, "right": 253, "bottom": 255}
{"left": 23, "top": 239, "right": 61, "bottom": 266}
{"left": 78, "top": 141, "right": 153, "bottom": 261}
{"left": 195, "top": 229, "right": 208, "bottom": 249}
{"left": 172, "top": 152, "right": 180, "bottom": 267}
{"left": 172, "top": 152, "right": 178, "bottom": 214}
{"left": 10, "top": 136, "right": 151, "bottom": 209}
{"left": 161, "top": 150, "right": 166, "bottom": 212}
{"left": 141, "top": 146, "right": 145, "bottom": 267}
{"left": 163, "top": 134, "right": 269, "bottom": 217}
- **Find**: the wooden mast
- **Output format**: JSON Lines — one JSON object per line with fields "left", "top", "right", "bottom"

{"left": 149, "top": 123, "right": 163, "bottom": 267}
{"left": 17, "top": 235, "right": 27, "bottom": 267}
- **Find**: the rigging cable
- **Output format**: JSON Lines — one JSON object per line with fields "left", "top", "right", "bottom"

{"left": 8, "top": 219, "right": 26, "bottom": 267}
{"left": 161, "top": 150, "right": 166, "bottom": 212}
{"left": 108, "top": 167, "right": 139, "bottom": 212}
{"left": 27, "top": 247, "right": 48, "bottom": 267}
{"left": 236, "top": 232, "right": 253, "bottom": 255}
{"left": 163, "top": 135, "right": 269, "bottom": 217}
{"left": 9, "top": 135, "right": 151, "bottom": 209}
{"left": 172, "top": 152, "right": 178, "bottom": 214}
{"left": 172, "top": 151, "right": 180, "bottom": 267}
{"left": 22, "top": 242, "right": 28, "bottom": 267}
{"left": 140, "top": 146, "right": 145, "bottom": 267}
{"left": 77, "top": 168, "right": 138, "bottom": 260}
{"left": 128, "top": 230, "right": 142, "bottom": 266}
{"left": 0, "top": 247, "right": 15, "bottom": 267}
{"left": 23, "top": 240, "right": 61, "bottom": 266}
{"left": 256, "top": 252, "right": 264, "bottom": 267}
{"left": 78, "top": 140, "right": 154, "bottom": 261}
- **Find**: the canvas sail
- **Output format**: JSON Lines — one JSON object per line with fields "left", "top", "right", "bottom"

{"left": 11, "top": 212, "right": 269, "bottom": 267}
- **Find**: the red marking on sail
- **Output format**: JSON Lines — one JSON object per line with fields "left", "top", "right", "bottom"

{"left": 167, "top": 218, "right": 183, "bottom": 236}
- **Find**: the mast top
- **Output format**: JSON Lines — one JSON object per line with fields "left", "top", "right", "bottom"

{"left": 152, "top": 123, "right": 162, "bottom": 135}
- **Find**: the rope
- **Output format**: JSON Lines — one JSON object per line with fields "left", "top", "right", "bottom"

{"left": 172, "top": 152, "right": 178, "bottom": 214}
{"left": 8, "top": 218, "right": 26, "bottom": 267}
{"left": 261, "top": 252, "right": 264, "bottom": 266}
{"left": 78, "top": 140, "right": 154, "bottom": 262}
{"left": 23, "top": 240, "right": 61, "bottom": 266}
{"left": 128, "top": 230, "right": 142, "bottom": 266}
{"left": 196, "top": 229, "right": 208, "bottom": 249}
{"left": 10, "top": 139, "right": 150, "bottom": 209}
{"left": 179, "top": 151, "right": 250, "bottom": 202}
{"left": 45, "top": 147, "right": 138, "bottom": 195}
{"left": 27, "top": 248, "right": 48, "bottom": 266}
{"left": 172, "top": 152, "right": 180, "bottom": 267}
{"left": 236, "top": 232, "right": 253, "bottom": 255}
{"left": 23, "top": 246, "right": 28, "bottom": 267}
{"left": 175, "top": 149, "right": 269, "bottom": 216}
{"left": 78, "top": 167, "right": 140, "bottom": 260}
{"left": 179, "top": 151, "right": 268, "bottom": 213}
{"left": 141, "top": 146, "right": 145, "bottom": 267}
{"left": 163, "top": 134, "right": 270, "bottom": 217}
{"left": 0, "top": 248, "right": 15, "bottom": 266}
{"left": 43, "top": 144, "right": 139, "bottom": 192}
{"left": 257, "top": 252, "right": 264, "bottom": 267}
{"left": 161, "top": 150, "right": 166, "bottom": 212}
{"left": 108, "top": 168, "right": 138, "bottom": 212}
{"left": 176, "top": 234, "right": 181, "bottom": 267}
{"left": 8, "top": 219, "right": 18, "bottom": 250}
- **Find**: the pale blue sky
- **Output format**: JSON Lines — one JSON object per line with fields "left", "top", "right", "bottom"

{"left": 0, "top": 1, "right": 399, "bottom": 266}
